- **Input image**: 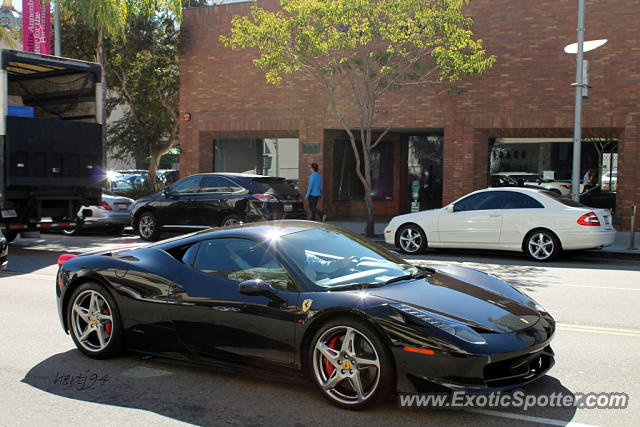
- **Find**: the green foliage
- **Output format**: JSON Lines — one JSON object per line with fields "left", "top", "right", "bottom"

{"left": 59, "top": 0, "right": 182, "bottom": 41}
{"left": 221, "top": 0, "right": 495, "bottom": 88}
{"left": 106, "top": 13, "right": 180, "bottom": 181}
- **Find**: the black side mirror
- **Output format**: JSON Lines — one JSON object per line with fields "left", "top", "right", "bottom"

{"left": 238, "top": 279, "right": 287, "bottom": 307}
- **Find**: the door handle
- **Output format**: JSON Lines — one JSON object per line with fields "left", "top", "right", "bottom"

{"left": 489, "top": 213, "right": 501, "bottom": 217}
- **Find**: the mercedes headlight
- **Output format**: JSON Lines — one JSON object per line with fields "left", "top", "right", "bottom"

{"left": 391, "top": 303, "right": 486, "bottom": 345}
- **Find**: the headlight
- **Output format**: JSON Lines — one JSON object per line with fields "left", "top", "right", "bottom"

{"left": 391, "top": 303, "right": 486, "bottom": 345}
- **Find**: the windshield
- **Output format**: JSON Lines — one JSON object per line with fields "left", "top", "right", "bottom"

{"left": 509, "top": 174, "right": 543, "bottom": 183}
{"left": 277, "top": 228, "right": 419, "bottom": 289}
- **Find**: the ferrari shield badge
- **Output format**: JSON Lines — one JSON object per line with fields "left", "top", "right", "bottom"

{"left": 302, "top": 299, "right": 313, "bottom": 312}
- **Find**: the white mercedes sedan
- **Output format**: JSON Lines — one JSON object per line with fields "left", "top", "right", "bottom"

{"left": 384, "top": 187, "right": 616, "bottom": 261}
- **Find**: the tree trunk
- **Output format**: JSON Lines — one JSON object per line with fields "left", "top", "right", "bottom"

{"left": 148, "top": 149, "right": 162, "bottom": 191}
{"left": 96, "top": 24, "right": 107, "bottom": 171}
{"left": 362, "top": 140, "right": 375, "bottom": 237}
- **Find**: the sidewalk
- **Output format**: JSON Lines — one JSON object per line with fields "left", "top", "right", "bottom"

{"left": 327, "top": 219, "right": 640, "bottom": 260}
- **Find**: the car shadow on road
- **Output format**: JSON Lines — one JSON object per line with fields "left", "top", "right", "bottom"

{"left": 22, "top": 350, "right": 579, "bottom": 426}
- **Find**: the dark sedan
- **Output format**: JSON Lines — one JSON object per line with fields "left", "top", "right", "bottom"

{"left": 56, "top": 221, "right": 555, "bottom": 409}
{"left": 130, "top": 173, "right": 306, "bottom": 241}
{"left": 0, "top": 232, "right": 7, "bottom": 269}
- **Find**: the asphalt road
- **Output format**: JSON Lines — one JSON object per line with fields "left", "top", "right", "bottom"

{"left": 0, "top": 232, "right": 638, "bottom": 426}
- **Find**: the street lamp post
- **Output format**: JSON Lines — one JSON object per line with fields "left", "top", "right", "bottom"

{"left": 570, "top": 0, "right": 585, "bottom": 202}
{"left": 564, "top": 0, "right": 607, "bottom": 201}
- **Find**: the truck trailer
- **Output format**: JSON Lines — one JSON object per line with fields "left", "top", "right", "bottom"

{"left": 0, "top": 49, "right": 104, "bottom": 241}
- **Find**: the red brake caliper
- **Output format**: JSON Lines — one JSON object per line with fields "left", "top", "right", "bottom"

{"left": 323, "top": 336, "right": 339, "bottom": 377}
{"left": 104, "top": 306, "right": 112, "bottom": 334}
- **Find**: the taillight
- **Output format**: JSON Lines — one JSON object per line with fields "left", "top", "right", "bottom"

{"left": 255, "top": 194, "right": 277, "bottom": 201}
{"left": 100, "top": 201, "right": 112, "bottom": 210}
{"left": 577, "top": 212, "right": 601, "bottom": 226}
{"left": 57, "top": 254, "right": 77, "bottom": 266}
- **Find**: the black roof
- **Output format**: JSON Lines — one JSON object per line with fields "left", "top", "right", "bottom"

{"left": 150, "top": 220, "right": 331, "bottom": 249}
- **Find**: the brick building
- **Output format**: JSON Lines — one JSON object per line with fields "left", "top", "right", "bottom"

{"left": 179, "top": 0, "right": 639, "bottom": 229}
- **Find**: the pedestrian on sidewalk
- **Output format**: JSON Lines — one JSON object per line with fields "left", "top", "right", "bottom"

{"left": 306, "top": 163, "right": 327, "bottom": 222}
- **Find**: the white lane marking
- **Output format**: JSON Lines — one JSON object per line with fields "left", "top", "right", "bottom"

{"left": 465, "top": 408, "right": 598, "bottom": 427}
{"left": 557, "top": 323, "right": 640, "bottom": 334}
{"left": 539, "top": 284, "right": 640, "bottom": 292}
{"left": 557, "top": 326, "right": 640, "bottom": 338}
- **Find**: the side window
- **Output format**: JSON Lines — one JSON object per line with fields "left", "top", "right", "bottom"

{"left": 454, "top": 192, "right": 504, "bottom": 212}
{"left": 181, "top": 242, "right": 200, "bottom": 267}
{"left": 200, "top": 176, "right": 233, "bottom": 193}
{"left": 503, "top": 192, "right": 544, "bottom": 209}
{"left": 193, "top": 238, "right": 296, "bottom": 291}
{"left": 171, "top": 176, "right": 201, "bottom": 194}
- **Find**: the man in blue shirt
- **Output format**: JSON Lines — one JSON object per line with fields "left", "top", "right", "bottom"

{"left": 305, "top": 163, "right": 327, "bottom": 222}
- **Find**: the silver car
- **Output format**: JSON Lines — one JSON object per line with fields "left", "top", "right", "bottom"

{"left": 63, "top": 191, "right": 133, "bottom": 235}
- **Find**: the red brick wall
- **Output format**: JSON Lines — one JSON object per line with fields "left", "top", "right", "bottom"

{"left": 180, "top": 0, "right": 640, "bottom": 229}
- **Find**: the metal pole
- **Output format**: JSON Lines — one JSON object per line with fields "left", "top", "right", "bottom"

{"left": 571, "top": 0, "right": 585, "bottom": 202}
{"left": 54, "top": 0, "right": 61, "bottom": 56}
{"left": 630, "top": 204, "right": 637, "bottom": 250}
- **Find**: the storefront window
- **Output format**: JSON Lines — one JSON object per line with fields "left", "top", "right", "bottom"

{"left": 214, "top": 138, "right": 299, "bottom": 180}
{"left": 407, "top": 135, "right": 443, "bottom": 211}
{"left": 333, "top": 139, "right": 394, "bottom": 201}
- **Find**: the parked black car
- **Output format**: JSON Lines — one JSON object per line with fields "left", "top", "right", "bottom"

{"left": 0, "top": 232, "right": 7, "bottom": 270}
{"left": 130, "top": 173, "right": 306, "bottom": 241}
{"left": 579, "top": 185, "right": 616, "bottom": 214}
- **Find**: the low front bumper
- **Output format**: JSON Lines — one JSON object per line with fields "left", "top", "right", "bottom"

{"left": 392, "top": 316, "right": 555, "bottom": 393}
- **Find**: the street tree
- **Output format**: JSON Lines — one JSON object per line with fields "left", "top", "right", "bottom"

{"left": 107, "top": 13, "right": 180, "bottom": 189}
{"left": 59, "top": 0, "right": 182, "bottom": 179}
{"left": 221, "top": 0, "right": 495, "bottom": 235}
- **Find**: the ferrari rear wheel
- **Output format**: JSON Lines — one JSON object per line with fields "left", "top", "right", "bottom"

{"left": 67, "top": 282, "right": 124, "bottom": 359}
{"left": 309, "top": 318, "right": 395, "bottom": 409}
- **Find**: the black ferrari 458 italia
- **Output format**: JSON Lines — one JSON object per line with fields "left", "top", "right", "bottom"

{"left": 56, "top": 221, "right": 555, "bottom": 409}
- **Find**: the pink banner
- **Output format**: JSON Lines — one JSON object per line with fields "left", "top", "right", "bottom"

{"left": 22, "top": 0, "right": 51, "bottom": 55}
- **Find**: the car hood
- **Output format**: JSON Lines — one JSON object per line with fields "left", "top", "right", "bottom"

{"left": 134, "top": 192, "right": 162, "bottom": 204}
{"left": 390, "top": 208, "right": 441, "bottom": 224}
{"left": 370, "top": 265, "right": 540, "bottom": 333}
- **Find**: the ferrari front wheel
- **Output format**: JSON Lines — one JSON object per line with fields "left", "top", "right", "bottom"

{"left": 309, "top": 318, "right": 395, "bottom": 409}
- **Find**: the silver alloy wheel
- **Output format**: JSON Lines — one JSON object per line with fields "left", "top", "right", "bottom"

{"left": 312, "top": 325, "right": 381, "bottom": 405}
{"left": 222, "top": 217, "right": 241, "bottom": 227}
{"left": 70, "top": 290, "right": 114, "bottom": 352}
{"left": 139, "top": 214, "right": 155, "bottom": 239}
{"left": 528, "top": 232, "right": 554, "bottom": 260}
{"left": 399, "top": 227, "right": 422, "bottom": 253}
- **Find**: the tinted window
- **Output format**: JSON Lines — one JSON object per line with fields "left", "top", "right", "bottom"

{"left": 541, "top": 191, "right": 587, "bottom": 208}
{"left": 181, "top": 242, "right": 200, "bottom": 266}
{"left": 454, "top": 192, "right": 504, "bottom": 212}
{"left": 200, "top": 176, "right": 236, "bottom": 193}
{"left": 194, "top": 238, "right": 295, "bottom": 291}
{"left": 503, "top": 192, "right": 544, "bottom": 209}
{"left": 171, "top": 176, "right": 201, "bottom": 194}
{"left": 245, "top": 178, "right": 299, "bottom": 196}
